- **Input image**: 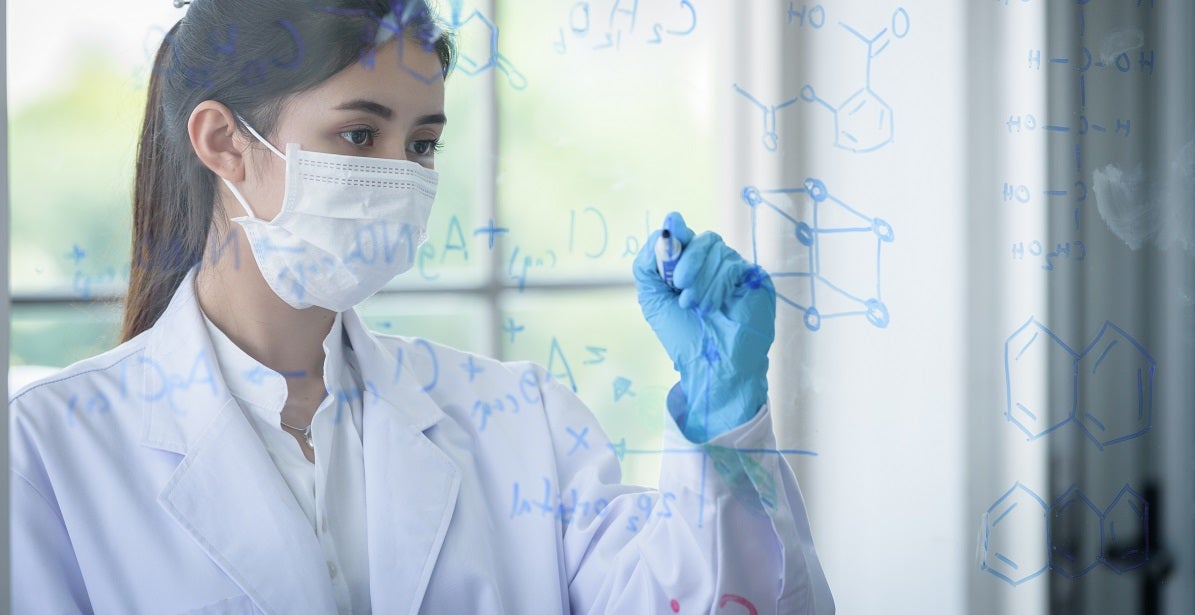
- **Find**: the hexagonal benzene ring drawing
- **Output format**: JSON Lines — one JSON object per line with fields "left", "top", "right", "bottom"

{"left": 733, "top": 7, "right": 909, "bottom": 153}
{"left": 981, "top": 483, "right": 1151, "bottom": 585}
{"left": 334, "top": 1, "right": 447, "bottom": 85}
{"left": 981, "top": 482, "right": 1050, "bottom": 586}
{"left": 1075, "top": 322, "right": 1155, "bottom": 448}
{"left": 742, "top": 178, "right": 893, "bottom": 331}
{"left": 798, "top": 67, "right": 894, "bottom": 153}
{"left": 1102, "top": 485, "right": 1150, "bottom": 573}
{"left": 363, "top": 1, "right": 527, "bottom": 89}
{"left": 447, "top": 6, "right": 527, "bottom": 90}
{"left": 1004, "top": 317, "right": 1079, "bottom": 440}
{"left": 1049, "top": 487, "right": 1103, "bottom": 578}
{"left": 1003, "top": 317, "right": 1154, "bottom": 449}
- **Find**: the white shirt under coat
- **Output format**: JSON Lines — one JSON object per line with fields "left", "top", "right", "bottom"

{"left": 201, "top": 309, "right": 369, "bottom": 615}
{"left": 9, "top": 268, "right": 834, "bottom": 614}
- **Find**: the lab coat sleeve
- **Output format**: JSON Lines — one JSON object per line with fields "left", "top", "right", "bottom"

{"left": 10, "top": 414, "right": 92, "bottom": 613}
{"left": 533, "top": 371, "right": 833, "bottom": 615}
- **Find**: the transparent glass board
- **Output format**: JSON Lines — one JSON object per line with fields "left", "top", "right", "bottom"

{"left": 500, "top": 290, "right": 677, "bottom": 488}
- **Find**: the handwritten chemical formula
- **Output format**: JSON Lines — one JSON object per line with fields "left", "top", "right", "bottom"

{"left": 554, "top": 0, "right": 698, "bottom": 54}
{"left": 998, "top": 0, "right": 1156, "bottom": 265}
{"left": 734, "top": 5, "right": 910, "bottom": 153}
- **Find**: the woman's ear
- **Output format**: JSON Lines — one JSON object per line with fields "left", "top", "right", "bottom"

{"left": 188, "top": 101, "right": 247, "bottom": 182}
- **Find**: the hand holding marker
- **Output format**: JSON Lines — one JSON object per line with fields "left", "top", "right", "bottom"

{"left": 634, "top": 212, "right": 777, "bottom": 442}
{"left": 655, "top": 221, "right": 685, "bottom": 291}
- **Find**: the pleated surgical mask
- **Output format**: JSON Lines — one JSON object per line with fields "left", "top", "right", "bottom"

{"left": 221, "top": 117, "right": 438, "bottom": 312}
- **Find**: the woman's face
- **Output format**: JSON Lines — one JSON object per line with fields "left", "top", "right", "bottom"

{"left": 235, "top": 35, "right": 446, "bottom": 222}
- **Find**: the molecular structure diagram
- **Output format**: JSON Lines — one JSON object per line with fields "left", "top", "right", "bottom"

{"left": 741, "top": 178, "right": 893, "bottom": 331}
{"left": 981, "top": 482, "right": 1149, "bottom": 586}
{"left": 444, "top": 1, "right": 527, "bottom": 89}
{"left": 1005, "top": 0, "right": 1154, "bottom": 235}
{"left": 336, "top": 1, "right": 525, "bottom": 89}
{"left": 1004, "top": 317, "right": 1154, "bottom": 449}
{"left": 733, "top": 6, "right": 909, "bottom": 153}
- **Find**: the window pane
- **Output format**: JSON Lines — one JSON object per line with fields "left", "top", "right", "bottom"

{"left": 9, "top": 52, "right": 141, "bottom": 297}
{"left": 8, "top": 2, "right": 184, "bottom": 296}
{"left": 8, "top": 3, "right": 489, "bottom": 298}
{"left": 357, "top": 292, "right": 490, "bottom": 355}
{"left": 10, "top": 303, "right": 123, "bottom": 369}
{"left": 494, "top": 1, "right": 730, "bottom": 287}
{"left": 500, "top": 290, "right": 676, "bottom": 488}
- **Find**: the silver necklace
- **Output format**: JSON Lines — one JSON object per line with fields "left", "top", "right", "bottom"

{"left": 279, "top": 418, "right": 314, "bottom": 449}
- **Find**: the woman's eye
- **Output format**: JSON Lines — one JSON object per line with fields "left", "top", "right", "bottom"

{"left": 408, "top": 139, "right": 441, "bottom": 157}
{"left": 340, "top": 128, "right": 376, "bottom": 147}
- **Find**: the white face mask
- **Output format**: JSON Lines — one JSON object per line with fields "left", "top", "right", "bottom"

{"left": 221, "top": 117, "right": 438, "bottom": 312}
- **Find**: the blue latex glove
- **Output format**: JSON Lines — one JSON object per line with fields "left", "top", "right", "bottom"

{"left": 633, "top": 212, "right": 777, "bottom": 443}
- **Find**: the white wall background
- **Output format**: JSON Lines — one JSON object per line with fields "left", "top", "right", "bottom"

{"left": 745, "top": 2, "right": 974, "bottom": 612}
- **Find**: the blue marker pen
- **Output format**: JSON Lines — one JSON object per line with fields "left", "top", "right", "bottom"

{"left": 655, "top": 228, "right": 683, "bottom": 290}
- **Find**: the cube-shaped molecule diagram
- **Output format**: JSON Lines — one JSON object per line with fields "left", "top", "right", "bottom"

{"left": 982, "top": 482, "right": 1050, "bottom": 586}
{"left": 742, "top": 178, "right": 893, "bottom": 331}
{"left": 1049, "top": 487, "right": 1103, "bottom": 578}
{"left": 1004, "top": 317, "right": 1078, "bottom": 439}
{"left": 1075, "top": 322, "right": 1155, "bottom": 449}
{"left": 1102, "top": 485, "right": 1150, "bottom": 573}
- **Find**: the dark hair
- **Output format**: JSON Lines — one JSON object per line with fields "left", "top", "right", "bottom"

{"left": 122, "top": 0, "right": 454, "bottom": 342}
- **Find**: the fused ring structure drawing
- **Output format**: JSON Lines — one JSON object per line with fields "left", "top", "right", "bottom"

{"left": 981, "top": 482, "right": 1150, "bottom": 586}
{"left": 1004, "top": 317, "right": 1154, "bottom": 449}
{"left": 742, "top": 178, "right": 893, "bottom": 331}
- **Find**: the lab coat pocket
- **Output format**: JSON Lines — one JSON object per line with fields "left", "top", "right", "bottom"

{"left": 177, "top": 593, "right": 260, "bottom": 615}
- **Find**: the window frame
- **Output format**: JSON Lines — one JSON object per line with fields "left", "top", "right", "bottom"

{"left": 5, "top": 0, "right": 644, "bottom": 365}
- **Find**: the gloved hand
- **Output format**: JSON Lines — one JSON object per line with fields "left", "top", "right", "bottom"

{"left": 633, "top": 212, "right": 777, "bottom": 443}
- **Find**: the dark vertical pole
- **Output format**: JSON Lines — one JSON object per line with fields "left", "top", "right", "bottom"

{"left": 1046, "top": 2, "right": 1191, "bottom": 613}
{"left": 1154, "top": 4, "right": 1195, "bottom": 613}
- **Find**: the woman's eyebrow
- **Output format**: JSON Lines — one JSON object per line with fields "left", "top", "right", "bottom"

{"left": 331, "top": 101, "right": 446, "bottom": 127}
{"left": 333, "top": 99, "right": 394, "bottom": 120}
{"left": 415, "top": 113, "right": 448, "bottom": 126}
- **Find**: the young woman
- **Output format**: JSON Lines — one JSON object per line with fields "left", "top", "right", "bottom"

{"left": 9, "top": 1, "right": 833, "bottom": 612}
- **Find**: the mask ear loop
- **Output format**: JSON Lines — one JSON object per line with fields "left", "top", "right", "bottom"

{"left": 222, "top": 114, "right": 289, "bottom": 220}
{"left": 234, "top": 114, "right": 288, "bottom": 161}
{"left": 221, "top": 178, "right": 259, "bottom": 219}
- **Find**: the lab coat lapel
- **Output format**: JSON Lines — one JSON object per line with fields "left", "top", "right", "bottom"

{"left": 141, "top": 271, "right": 338, "bottom": 614}
{"left": 344, "top": 311, "right": 462, "bottom": 615}
{"left": 157, "top": 398, "right": 339, "bottom": 614}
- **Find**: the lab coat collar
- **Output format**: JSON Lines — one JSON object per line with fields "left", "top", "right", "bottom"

{"left": 338, "top": 307, "right": 463, "bottom": 614}
{"left": 339, "top": 307, "right": 447, "bottom": 431}
{"left": 138, "top": 269, "right": 235, "bottom": 456}
{"left": 199, "top": 308, "right": 349, "bottom": 414}
{"left": 140, "top": 269, "right": 460, "bottom": 615}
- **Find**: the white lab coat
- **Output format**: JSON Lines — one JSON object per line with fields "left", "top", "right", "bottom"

{"left": 9, "top": 271, "right": 833, "bottom": 614}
